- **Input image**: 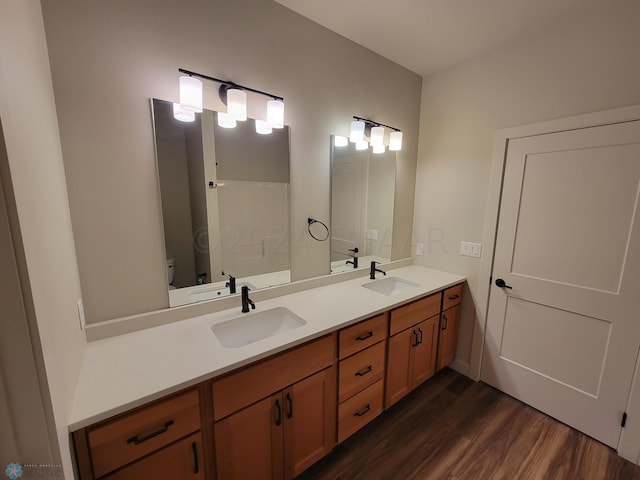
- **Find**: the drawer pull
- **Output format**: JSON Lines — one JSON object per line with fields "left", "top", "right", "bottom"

{"left": 356, "top": 331, "right": 374, "bottom": 341}
{"left": 275, "top": 399, "right": 282, "bottom": 426}
{"left": 448, "top": 294, "right": 460, "bottom": 300}
{"left": 442, "top": 315, "right": 448, "bottom": 331}
{"left": 417, "top": 327, "right": 423, "bottom": 345}
{"left": 191, "top": 441, "right": 199, "bottom": 474}
{"left": 354, "top": 404, "right": 371, "bottom": 417}
{"left": 355, "top": 365, "right": 373, "bottom": 377}
{"left": 411, "top": 330, "right": 419, "bottom": 348}
{"left": 126, "top": 420, "right": 174, "bottom": 445}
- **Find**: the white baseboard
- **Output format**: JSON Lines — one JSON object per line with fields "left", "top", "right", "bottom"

{"left": 449, "top": 358, "right": 470, "bottom": 377}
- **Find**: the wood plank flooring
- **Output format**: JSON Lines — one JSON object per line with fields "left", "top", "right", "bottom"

{"left": 298, "top": 368, "right": 640, "bottom": 480}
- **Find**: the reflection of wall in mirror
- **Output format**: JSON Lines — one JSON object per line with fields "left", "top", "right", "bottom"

{"left": 331, "top": 147, "right": 395, "bottom": 263}
{"left": 154, "top": 100, "right": 211, "bottom": 288}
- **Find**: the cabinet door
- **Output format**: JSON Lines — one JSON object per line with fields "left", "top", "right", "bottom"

{"left": 437, "top": 304, "right": 461, "bottom": 371}
{"left": 385, "top": 327, "right": 416, "bottom": 408}
{"left": 412, "top": 316, "right": 438, "bottom": 386}
{"left": 215, "top": 394, "right": 284, "bottom": 480}
{"left": 284, "top": 367, "right": 336, "bottom": 479}
{"left": 103, "top": 433, "right": 204, "bottom": 480}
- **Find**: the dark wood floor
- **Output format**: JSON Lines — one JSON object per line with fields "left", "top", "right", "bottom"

{"left": 298, "top": 368, "right": 640, "bottom": 480}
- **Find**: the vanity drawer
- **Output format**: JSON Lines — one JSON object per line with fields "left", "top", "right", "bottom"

{"left": 442, "top": 283, "right": 463, "bottom": 310}
{"left": 339, "top": 313, "right": 388, "bottom": 359}
{"left": 212, "top": 334, "right": 335, "bottom": 421}
{"left": 88, "top": 389, "right": 201, "bottom": 478}
{"left": 339, "top": 341, "right": 385, "bottom": 403}
{"left": 390, "top": 293, "right": 441, "bottom": 335}
{"left": 338, "top": 380, "right": 384, "bottom": 443}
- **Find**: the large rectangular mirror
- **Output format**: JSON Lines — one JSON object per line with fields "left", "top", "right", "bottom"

{"left": 152, "top": 99, "right": 291, "bottom": 306}
{"left": 330, "top": 135, "right": 396, "bottom": 274}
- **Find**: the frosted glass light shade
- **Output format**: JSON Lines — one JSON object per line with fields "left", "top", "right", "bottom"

{"left": 267, "top": 99, "right": 285, "bottom": 128}
{"left": 172, "top": 103, "right": 195, "bottom": 122}
{"left": 355, "top": 140, "right": 368, "bottom": 151}
{"left": 227, "top": 88, "right": 247, "bottom": 121}
{"left": 334, "top": 135, "right": 348, "bottom": 147}
{"left": 217, "top": 111, "right": 236, "bottom": 128}
{"left": 350, "top": 121, "right": 365, "bottom": 142}
{"left": 179, "top": 76, "right": 203, "bottom": 113}
{"left": 255, "top": 119, "right": 272, "bottom": 135}
{"left": 370, "top": 126, "right": 384, "bottom": 146}
{"left": 372, "top": 143, "right": 385, "bottom": 154}
{"left": 389, "top": 131, "right": 403, "bottom": 151}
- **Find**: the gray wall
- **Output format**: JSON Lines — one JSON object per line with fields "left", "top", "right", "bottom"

{"left": 41, "top": 0, "right": 422, "bottom": 323}
{"left": 412, "top": 0, "right": 640, "bottom": 374}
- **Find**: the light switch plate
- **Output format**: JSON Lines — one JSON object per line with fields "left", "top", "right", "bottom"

{"left": 460, "top": 241, "right": 482, "bottom": 258}
{"left": 416, "top": 243, "right": 424, "bottom": 256}
{"left": 367, "top": 229, "right": 378, "bottom": 240}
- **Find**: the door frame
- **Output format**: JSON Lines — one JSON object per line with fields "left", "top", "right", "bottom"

{"left": 468, "top": 103, "right": 640, "bottom": 462}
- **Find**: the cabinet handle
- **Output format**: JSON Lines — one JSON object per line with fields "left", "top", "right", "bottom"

{"left": 442, "top": 315, "right": 448, "bottom": 331}
{"left": 191, "top": 441, "right": 199, "bottom": 474}
{"left": 355, "top": 365, "right": 373, "bottom": 377}
{"left": 417, "top": 327, "right": 423, "bottom": 345}
{"left": 126, "top": 420, "right": 174, "bottom": 445}
{"left": 275, "top": 399, "right": 282, "bottom": 426}
{"left": 354, "top": 404, "right": 371, "bottom": 417}
{"left": 286, "top": 392, "right": 293, "bottom": 419}
{"left": 411, "top": 330, "right": 419, "bottom": 348}
{"left": 356, "top": 331, "right": 373, "bottom": 341}
{"left": 448, "top": 294, "right": 460, "bottom": 300}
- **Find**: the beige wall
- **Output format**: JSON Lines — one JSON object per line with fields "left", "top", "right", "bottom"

{"left": 413, "top": 0, "right": 640, "bottom": 373}
{"left": 41, "top": 0, "right": 422, "bottom": 324}
{"left": 0, "top": 0, "right": 86, "bottom": 477}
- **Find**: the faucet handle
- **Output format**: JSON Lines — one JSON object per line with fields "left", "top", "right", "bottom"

{"left": 348, "top": 247, "right": 359, "bottom": 254}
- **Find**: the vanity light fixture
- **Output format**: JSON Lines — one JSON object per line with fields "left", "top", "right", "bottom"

{"left": 172, "top": 103, "right": 195, "bottom": 122}
{"left": 372, "top": 143, "right": 385, "bottom": 154}
{"left": 177, "top": 68, "right": 284, "bottom": 131}
{"left": 255, "top": 119, "right": 272, "bottom": 135}
{"left": 355, "top": 140, "right": 369, "bottom": 150}
{"left": 334, "top": 135, "right": 348, "bottom": 147}
{"left": 217, "top": 111, "right": 237, "bottom": 129}
{"left": 350, "top": 116, "right": 403, "bottom": 152}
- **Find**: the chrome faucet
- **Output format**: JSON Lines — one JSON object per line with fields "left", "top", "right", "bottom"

{"left": 226, "top": 275, "right": 236, "bottom": 294}
{"left": 241, "top": 286, "right": 255, "bottom": 313}
{"left": 370, "top": 261, "right": 387, "bottom": 280}
{"left": 346, "top": 247, "right": 359, "bottom": 269}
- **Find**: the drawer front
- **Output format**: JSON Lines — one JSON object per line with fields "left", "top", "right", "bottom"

{"left": 339, "top": 341, "right": 385, "bottom": 403}
{"left": 88, "top": 389, "right": 201, "bottom": 478}
{"left": 338, "top": 380, "right": 384, "bottom": 443}
{"left": 390, "top": 293, "right": 441, "bottom": 336}
{"left": 442, "top": 283, "right": 463, "bottom": 310}
{"left": 212, "top": 334, "right": 335, "bottom": 421}
{"left": 339, "top": 313, "right": 388, "bottom": 359}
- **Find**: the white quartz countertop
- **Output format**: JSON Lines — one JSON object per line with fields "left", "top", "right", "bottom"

{"left": 69, "top": 265, "right": 465, "bottom": 430}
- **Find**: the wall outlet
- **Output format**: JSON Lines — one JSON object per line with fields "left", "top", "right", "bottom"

{"left": 460, "top": 241, "right": 482, "bottom": 258}
{"left": 416, "top": 243, "right": 424, "bottom": 256}
{"left": 77, "top": 299, "right": 86, "bottom": 330}
{"left": 366, "top": 229, "right": 378, "bottom": 240}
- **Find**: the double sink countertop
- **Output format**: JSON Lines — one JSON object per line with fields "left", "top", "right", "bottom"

{"left": 70, "top": 265, "right": 465, "bottom": 431}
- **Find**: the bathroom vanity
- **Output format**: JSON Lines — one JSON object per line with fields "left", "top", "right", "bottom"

{"left": 70, "top": 265, "right": 464, "bottom": 479}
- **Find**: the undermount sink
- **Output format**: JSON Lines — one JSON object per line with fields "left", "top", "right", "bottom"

{"left": 362, "top": 277, "right": 421, "bottom": 296}
{"left": 211, "top": 307, "right": 307, "bottom": 348}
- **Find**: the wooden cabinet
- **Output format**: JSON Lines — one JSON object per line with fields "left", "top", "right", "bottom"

{"left": 385, "top": 293, "right": 440, "bottom": 408}
{"left": 337, "top": 314, "right": 387, "bottom": 442}
{"left": 73, "top": 388, "right": 203, "bottom": 479}
{"left": 103, "top": 433, "right": 204, "bottom": 480}
{"left": 212, "top": 335, "right": 336, "bottom": 479}
{"left": 437, "top": 284, "right": 463, "bottom": 371}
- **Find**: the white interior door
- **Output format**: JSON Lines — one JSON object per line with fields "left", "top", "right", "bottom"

{"left": 482, "top": 120, "right": 640, "bottom": 448}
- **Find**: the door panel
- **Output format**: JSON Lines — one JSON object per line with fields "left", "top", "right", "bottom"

{"left": 483, "top": 120, "right": 640, "bottom": 449}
